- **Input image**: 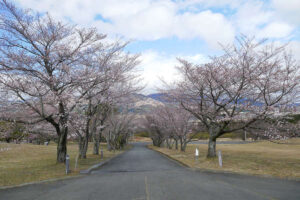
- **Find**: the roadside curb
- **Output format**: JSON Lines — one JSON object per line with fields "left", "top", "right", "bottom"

{"left": 79, "top": 155, "right": 118, "bottom": 174}
{"left": 192, "top": 168, "right": 300, "bottom": 182}
{"left": 148, "top": 146, "right": 300, "bottom": 182}
{"left": 147, "top": 146, "right": 190, "bottom": 168}
{"left": 0, "top": 175, "right": 82, "bottom": 190}
{"left": 80, "top": 148, "right": 130, "bottom": 174}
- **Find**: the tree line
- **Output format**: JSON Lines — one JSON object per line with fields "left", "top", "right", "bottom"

{"left": 0, "top": 0, "right": 141, "bottom": 162}
{"left": 143, "top": 37, "right": 300, "bottom": 157}
{"left": 1, "top": 0, "right": 299, "bottom": 160}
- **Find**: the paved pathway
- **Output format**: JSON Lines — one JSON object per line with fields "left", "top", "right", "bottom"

{"left": 0, "top": 143, "right": 299, "bottom": 200}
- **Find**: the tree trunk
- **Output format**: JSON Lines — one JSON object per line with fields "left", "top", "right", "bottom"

{"left": 56, "top": 102, "right": 68, "bottom": 163}
{"left": 207, "top": 136, "right": 217, "bottom": 157}
{"left": 57, "top": 127, "right": 68, "bottom": 163}
{"left": 207, "top": 123, "right": 220, "bottom": 158}
{"left": 106, "top": 131, "right": 112, "bottom": 151}
{"left": 175, "top": 139, "right": 178, "bottom": 150}
{"left": 78, "top": 136, "right": 89, "bottom": 159}
{"left": 242, "top": 130, "right": 247, "bottom": 141}
{"left": 93, "top": 133, "right": 100, "bottom": 155}
{"left": 91, "top": 116, "right": 100, "bottom": 155}
{"left": 79, "top": 99, "right": 92, "bottom": 159}
{"left": 78, "top": 137, "right": 84, "bottom": 158}
{"left": 152, "top": 136, "right": 164, "bottom": 147}
{"left": 180, "top": 142, "right": 187, "bottom": 152}
{"left": 81, "top": 137, "right": 89, "bottom": 159}
{"left": 180, "top": 138, "right": 183, "bottom": 151}
{"left": 107, "top": 141, "right": 111, "bottom": 151}
{"left": 166, "top": 139, "right": 170, "bottom": 149}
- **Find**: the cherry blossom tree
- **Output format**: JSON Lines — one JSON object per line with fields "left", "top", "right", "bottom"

{"left": 68, "top": 50, "right": 142, "bottom": 158}
{"left": 0, "top": 121, "right": 24, "bottom": 143}
{"left": 143, "top": 105, "right": 196, "bottom": 151}
{"left": 162, "top": 105, "right": 196, "bottom": 151}
{"left": 0, "top": 0, "right": 108, "bottom": 162}
{"left": 90, "top": 102, "right": 111, "bottom": 155}
{"left": 164, "top": 37, "right": 300, "bottom": 157}
{"left": 143, "top": 108, "right": 169, "bottom": 147}
{"left": 104, "top": 110, "right": 135, "bottom": 151}
{"left": 244, "top": 114, "right": 300, "bottom": 141}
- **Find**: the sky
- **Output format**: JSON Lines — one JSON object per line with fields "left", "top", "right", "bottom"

{"left": 14, "top": 0, "right": 300, "bottom": 94}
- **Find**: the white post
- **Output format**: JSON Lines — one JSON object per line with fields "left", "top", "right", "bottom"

{"left": 218, "top": 150, "right": 222, "bottom": 167}
{"left": 66, "top": 155, "right": 70, "bottom": 174}
{"left": 195, "top": 148, "right": 199, "bottom": 159}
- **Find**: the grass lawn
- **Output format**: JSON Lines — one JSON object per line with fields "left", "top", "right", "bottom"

{"left": 130, "top": 136, "right": 152, "bottom": 143}
{"left": 0, "top": 142, "right": 128, "bottom": 187}
{"left": 149, "top": 138, "right": 300, "bottom": 179}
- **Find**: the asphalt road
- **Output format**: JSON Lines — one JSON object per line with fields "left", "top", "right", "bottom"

{"left": 1, "top": 143, "right": 299, "bottom": 200}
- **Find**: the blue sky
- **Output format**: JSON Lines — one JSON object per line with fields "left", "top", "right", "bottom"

{"left": 14, "top": 0, "right": 300, "bottom": 94}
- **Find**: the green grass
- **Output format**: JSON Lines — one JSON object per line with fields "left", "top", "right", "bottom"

{"left": 0, "top": 142, "right": 128, "bottom": 187}
{"left": 149, "top": 138, "right": 300, "bottom": 179}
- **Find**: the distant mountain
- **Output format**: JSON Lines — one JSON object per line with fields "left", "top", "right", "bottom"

{"left": 147, "top": 93, "right": 168, "bottom": 102}
{"left": 126, "top": 93, "right": 165, "bottom": 114}
{"left": 128, "top": 93, "right": 300, "bottom": 115}
{"left": 147, "top": 94, "right": 300, "bottom": 108}
{"left": 131, "top": 93, "right": 148, "bottom": 101}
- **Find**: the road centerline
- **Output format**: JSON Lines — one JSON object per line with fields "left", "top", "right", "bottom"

{"left": 145, "top": 176, "right": 150, "bottom": 200}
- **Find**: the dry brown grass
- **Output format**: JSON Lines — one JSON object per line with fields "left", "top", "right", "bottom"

{"left": 130, "top": 136, "right": 152, "bottom": 142}
{"left": 150, "top": 138, "right": 300, "bottom": 179}
{"left": 0, "top": 142, "right": 127, "bottom": 187}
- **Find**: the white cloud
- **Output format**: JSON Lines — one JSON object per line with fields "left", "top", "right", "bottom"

{"left": 140, "top": 51, "right": 208, "bottom": 94}
{"left": 234, "top": 1, "right": 272, "bottom": 36}
{"left": 233, "top": 1, "right": 297, "bottom": 40}
{"left": 174, "top": 11, "right": 234, "bottom": 48}
{"left": 182, "top": 54, "right": 208, "bottom": 63}
{"left": 178, "top": 0, "right": 241, "bottom": 10}
{"left": 257, "top": 22, "right": 294, "bottom": 38}
{"left": 140, "top": 51, "right": 178, "bottom": 94}
{"left": 287, "top": 41, "right": 300, "bottom": 62}
{"left": 93, "top": 1, "right": 236, "bottom": 48}
{"left": 14, "top": 0, "right": 300, "bottom": 44}
{"left": 272, "top": 0, "right": 300, "bottom": 25}
{"left": 15, "top": 0, "right": 235, "bottom": 49}
{"left": 94, "top": 1, "right": 176, "bottom": 40}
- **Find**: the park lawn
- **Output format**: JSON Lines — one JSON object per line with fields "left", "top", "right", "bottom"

{"left": 130, "top": 136, "right": 152, "bottom": 143}
{"left": 149, "top": 138, "right": 300, "bottom": 179}
{"left": 0, "top": 142, "right": 128, "bottom": 187}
